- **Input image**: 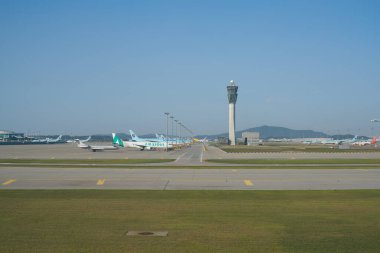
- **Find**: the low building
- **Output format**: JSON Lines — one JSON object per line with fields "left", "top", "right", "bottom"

{"left": 217, "top": 136, "right": 229, "bottom": 145}
{"left": 241, "top": 132, "right": 260, "bottom": 145}
{"left": 0, "top": 130, "right": 24, "bottom": 141}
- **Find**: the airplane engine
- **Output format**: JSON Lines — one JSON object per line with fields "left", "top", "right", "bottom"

{"left": 145, "top": 147, "right": 152, "bottom": 150}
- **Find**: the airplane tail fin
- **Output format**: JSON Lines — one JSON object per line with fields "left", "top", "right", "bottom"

{"left": 112, "top": 133, "right": 124, "bottom": 147}
{"left": 372, "top": 137, "right": 377, "bottom": 145}
{"left": 129, "top": 130, "right": 138, "bottom": 141}
{"left": 353, "top": 135, "right": 358, "bottom": 141}
{"left": 84, "top": 136, "right": 91, "bottom": 142}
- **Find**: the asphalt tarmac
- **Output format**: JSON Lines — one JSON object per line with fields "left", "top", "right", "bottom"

{"left": 1, "top": 167, "right": 379, "bottom": 190}
{"left": 1, "top": 143, "right": 380, "bottom": 160}
{"left": 1, "top": 143, "right": 380, "bottom": 190}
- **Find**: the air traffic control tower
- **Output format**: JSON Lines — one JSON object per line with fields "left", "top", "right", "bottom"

{"left": 227, "top": 80, "right": 238, "bottom": 145}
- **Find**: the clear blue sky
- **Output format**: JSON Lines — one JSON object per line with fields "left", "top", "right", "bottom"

{"left": 0, "top": 0, "right": 379, "bottom": 136}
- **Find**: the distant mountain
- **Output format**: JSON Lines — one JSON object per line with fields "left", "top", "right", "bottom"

{"left": 57, "top": 126, "right": 367, "bottom": 142}
{"left": 196, "top": 125, "right": 330, "bottom": 140}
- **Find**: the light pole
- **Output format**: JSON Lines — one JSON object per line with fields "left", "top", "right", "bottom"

{"left": 371, "top": 119, "right": 379, "bottom": 147}
{"left": 182, "top": 124, "right": 189, "bottom": 146}
{"left": 175, "top": 120, "right": 178, "bottom": 146}
{"left": 170, "top": 116, "right": 174, "bottom": 147}
{"left": 164, "top": 112, "right": 169, "bottom": 151}
{"left": 179, "top": 123, "right": 182, "bottom": 147}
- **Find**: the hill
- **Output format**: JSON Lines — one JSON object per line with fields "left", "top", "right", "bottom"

{"left": 196, "top": 125, "right": 329, "bottom": 140}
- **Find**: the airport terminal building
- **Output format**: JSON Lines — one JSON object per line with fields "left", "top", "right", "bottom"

{"left": 0, "top": 130, "right": 25, "bottom": 141}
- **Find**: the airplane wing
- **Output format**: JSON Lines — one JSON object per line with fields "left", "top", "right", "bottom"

{"left": 89, "top": 145, "right": 119, "bottom": 152}
{"left": 128, "top": 143, "right": 146, "bottom": 150}
{"left": 81, "top": 136, "right": 91, "bottom": 142}
{"left": 78, "top": 142, "right": 90, "bottom": 149}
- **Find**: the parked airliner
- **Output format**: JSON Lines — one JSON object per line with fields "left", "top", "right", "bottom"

{"left": 113, "top": 133, "right": 172, "bottom": 151}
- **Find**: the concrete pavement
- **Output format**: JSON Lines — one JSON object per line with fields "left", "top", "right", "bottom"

{"left": 1, "top": 144, "right": 380, "bottom": 190}
{"left": 174, "top": 144, "right": 204, "bottom": 165}
{"left": 2, "top": 143, "right": 380, "bottom": 161}
{"left": 1, "top": 167, "right": 380, "bottom": 190}
{"left": 203, "top": 145, "right": 380, "bottom": 159}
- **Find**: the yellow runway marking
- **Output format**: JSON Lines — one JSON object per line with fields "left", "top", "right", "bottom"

{"left": 232, "top": 169, "right": 237, "bottom": 172}
{"left": 97, "top": 179, "right": 105, "bottom": 186}
{"left": 244, "top": 180, "right": 253, "bottom": 186}
{"left": 2, "top": 179, "right": 16, "bottom": 186}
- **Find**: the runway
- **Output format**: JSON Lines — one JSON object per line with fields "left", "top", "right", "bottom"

{"left": 174, "top": 144, "right": 204, "bottom": 164}
{"left": 2, "top": 143, "right": 380, "bottom": 160}
{"left": 1, "top": 167, "right": 379, "bottom": 190}
{"left": 1, "top": 144, "right": 380, "bottom": 190}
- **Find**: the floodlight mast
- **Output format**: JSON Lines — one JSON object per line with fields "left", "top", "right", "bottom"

{"left": 179, "top": 122, "right": 182, "bottom": 144}
{"left": 170, "top": 116, "right": 174, "bottom": 146}
{"left": 227, "top": 80, "right": 238, "bottom": 145}
{"left": 164, "top": 112, "right": 170, "bottom": 151}
{"left": 175, "top": 120, "right": 178, "bottom": 146}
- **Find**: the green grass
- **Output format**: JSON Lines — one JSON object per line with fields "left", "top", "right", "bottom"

{"left": 207, "top": 159, "right": 380, "bottom": 164}
{"left": 0, "top": 159, "right": 174, "bottom": 164}
{"left": 220, "top": 145, "right": 380, "bottom": 153}
{"left": 0, "top": 190, "right": 379, "bottom": 253}
{"left": 1, "top": 164, "right": 380, "bottom": 170}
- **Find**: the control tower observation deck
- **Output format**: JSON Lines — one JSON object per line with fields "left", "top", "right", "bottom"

{"left": 227, "top": 80, "right": 238, "bottom": 145}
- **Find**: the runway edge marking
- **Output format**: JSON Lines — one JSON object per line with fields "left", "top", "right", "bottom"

{"left": 97, "top": 179, "right": 105, "bottom": 186}
{"left": 2, "top": 179, "right": 16, "bottom": 186}
{"left": 244, "top": 180, "right": 253, "bottom": 186}
{"left": 175, "top": 153, "right": 186, "bottom": 163}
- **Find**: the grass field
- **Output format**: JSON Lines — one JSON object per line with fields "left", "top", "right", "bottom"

{"left": 0, "top": 159, "right": 174, "bottom": 164}
{"left": 207, "top": 158, "right": 380, "bottom": 164}
{"left": 219, "top": 145, "right": 380, "bottom": 153}
{"left": 0, "top": 190, "right": 379, "bottom": 253}
{"left": 1, "top": 164, "right": 380, "bottom": 170}
{"left": 2, "top": 158, "right": 380, "bottom": 169}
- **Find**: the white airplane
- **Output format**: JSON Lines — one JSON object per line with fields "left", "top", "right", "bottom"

{"left": 193, "top": 137, "right": 207, "bottom": 143}
{"left": 80, "top": 136, "right": 91, "bottom": 142}
{"left": 113, "top": 133, "right": 172, "bottom": 151}
{"left": 129, "top": 130, "right": 161, "bottom": 142}
{"left": 44, "top": 135, "right": 62, "bottom": 143}
{"left": 32, "top": 135, "right": 62, "bottom": 143}
{"left": 77, "top": 140, "right": 119, "bottom": 152}
{"left": 351, "top": 137, "right": 377, "bottom": 146}
{"left": 73, "top": 136, "right": 91, "bottom": 147}
{"left": 77, "top": 141, "right": 90, "bottom": 149}
{"left": 88, "top": 144, "right": 119, "bottom": 152}
{"left": 321, "top": 139, "right": 342, "bottom": 145}
{"left": 155, "top": 134, "right": 164, "bottom": 140}
{"left": 321, "top": 136, "right": 358, "bottom": 145}
{"left": 371, "top": 119, "right": 380, "bottom": 123}
{"left": 130, "top": 130, "right": 191, "bottom": 146}
{"left": 67, "top": 136, "right": 91, "bottom": 143}
{"left": 31, "top": 137, "right": 48, "bottom": 143}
